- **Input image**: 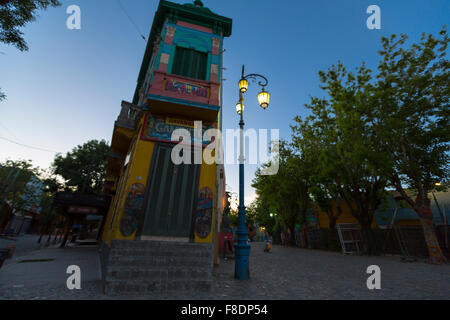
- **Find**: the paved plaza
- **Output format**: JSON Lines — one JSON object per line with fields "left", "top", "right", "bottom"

{"left": 0, "top": 236, "right": 449, "bottom": 300}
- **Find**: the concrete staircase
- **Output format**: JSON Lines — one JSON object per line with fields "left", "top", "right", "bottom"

{"left": 102, "top": 240, "right": 214, "bottom": 295}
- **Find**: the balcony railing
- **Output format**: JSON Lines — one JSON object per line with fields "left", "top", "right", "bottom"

{"left": 115, "top": 101, "right": 142, "bottom": 131}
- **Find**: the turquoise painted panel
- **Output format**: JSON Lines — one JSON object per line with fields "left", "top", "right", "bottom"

{"left": 154, "top": 26, "right": 168, "bottom": 71}
{"left": 147, "top": 93, "right": 220, "bottom": 111}
{"left": 171, "top": 26, "right": 212, "bottom": 53}
{"left": 206, "top": 53, "right": 211, "bottom": 82}
{"left": 167, "top": 45, "right": 176, "bottom": 74}
{"left": 162, "top": 43, "right": 172, "bottom": 54}
{"left": 211, "top": 55, "right": 220, "bottom": 65}
{"left": 167, "top": 22, "right": 222, "bottom": 41}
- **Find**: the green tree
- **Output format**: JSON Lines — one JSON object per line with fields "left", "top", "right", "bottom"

{"left": 248, "top": 197, "right": 275, "bottom": 234}
{"left": 52, "top": 140, "right": 110, "bottom": 195}
{"left": 292, "top": 117, "right": 343, "bottom": 230}
{"left": 0, "top": 159, "right": 41, "bottom": 214}
{"left": 369, "top": 28, "right": 449, "bottom": 263}
{"left": 0, "top": 0, "right": 61, "bottom": 100}
{"left": 0, "top": 0, "right": 61, "bottom": 51}
{"left": 292, "top": 61, "right": 389, "bottom": 254}
{"left": 252, "top": 141, "right": 310, "bottom": 246}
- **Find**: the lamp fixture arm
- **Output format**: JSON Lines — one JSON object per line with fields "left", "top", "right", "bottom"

{"left": 241, "top": 65, "right": 269, "bottom": 89}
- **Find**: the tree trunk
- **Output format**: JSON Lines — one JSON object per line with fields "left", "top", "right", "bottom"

{"left": 37, "top": 221, "right": 50, "bottom": 244}
{"left": 328, "top": 209, "right": 338, "bottom": 229}
{"left": 52, "top": 229, "right": 59, "bottom": 244}
{"left": 413, "top": 196, "right": 446, "bottom": 264}
{"left": 414, "top": 206, "right": 447, "bottom": 264}
{"left": 59, "top": 216, "right": 73, "bottom": 249}
{"left": 46, "top": 225, "right": 53, "bottom": 244}
{"left": 287, "top": 225, "right": 296, "bottom": 246}
{"left": 392, "top": 178, "right": 446, "bottom": 263}
{"left": 356, "top": 210, "right": 378, "bottom": 255}
{"left": 360, "top": 223, "right": 377, "bottom": 255}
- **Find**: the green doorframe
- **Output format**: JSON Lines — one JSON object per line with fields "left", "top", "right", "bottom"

{"left": 136, "top": 142, "right": 201, "bottom": 241}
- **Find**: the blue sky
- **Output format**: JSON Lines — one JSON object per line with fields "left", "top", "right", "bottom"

{"left": 1, "top": 0, "right": 449, "bottom": 204}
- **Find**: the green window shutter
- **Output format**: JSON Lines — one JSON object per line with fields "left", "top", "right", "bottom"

{"left": 172, "top": 47, "right": 207, "bottom": 80}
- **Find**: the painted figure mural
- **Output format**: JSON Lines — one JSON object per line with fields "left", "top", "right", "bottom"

{"left": 119, "top": 183, "right": 145, "bottom": 237}
{"left": 195, "top": 187, "right": 213, "bottom": 239}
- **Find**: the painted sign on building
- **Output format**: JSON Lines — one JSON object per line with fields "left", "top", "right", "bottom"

{"left": 141, "top": 113, "right": 215, "bottom": 146}
{"left": 164, "top": 79, "right": 209, "bottom": 98}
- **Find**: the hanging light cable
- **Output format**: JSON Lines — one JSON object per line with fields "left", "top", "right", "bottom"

{"left": 116, "top": 0, "right": 146, "bottom": 42}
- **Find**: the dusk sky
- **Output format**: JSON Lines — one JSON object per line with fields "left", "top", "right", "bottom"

{"left": 1, "top": 0, "right": 449, "bottom": 204}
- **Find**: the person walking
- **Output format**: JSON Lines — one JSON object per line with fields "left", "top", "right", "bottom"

{"left": 264, "top": 231, "right": 272, "bottom": 253}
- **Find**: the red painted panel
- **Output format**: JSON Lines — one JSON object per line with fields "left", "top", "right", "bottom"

{"left": 177, "top": 20, "right": 213, "bottom": 34}
{"left": 149, "top": 71, "right": 220, "bottom": 107}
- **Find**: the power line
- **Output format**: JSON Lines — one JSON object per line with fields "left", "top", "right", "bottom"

{"left": 116, "top": 0, "right": 146, "bottom": 42}
{"left": 0, "top": 136, "right": 61, "bottom": 153}
{"left": 0, "top": 121, "right": 24, "bottom": 143}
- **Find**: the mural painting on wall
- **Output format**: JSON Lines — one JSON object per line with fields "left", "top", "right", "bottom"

{"left": 165, "top": 79, "right": 209, "bottom": 98}
{"left": 119, "top": 183, "right": 145, "bottom": 237}
{"left": 141, "top": 113, "right": 215, "bottom": 146}
{"left": 195, "top": 187, "right": 213, "bottom": 239}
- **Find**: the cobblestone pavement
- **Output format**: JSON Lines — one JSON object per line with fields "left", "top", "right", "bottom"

{"left": 0, "top": 241, "right": 449, "bottom": 300}
{"left": 0, "top": 235, "right": 42, "bottom": 264}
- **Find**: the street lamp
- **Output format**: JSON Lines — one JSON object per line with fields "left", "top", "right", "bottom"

{"left": 234, "top": 65, "right": 270, "bottom": 280}
{"left": 236, "top": 102, "right": 244, "bottom": 115}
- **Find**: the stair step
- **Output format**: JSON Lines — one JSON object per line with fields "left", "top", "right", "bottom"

{"left": 105, "top": 279, "right": 212, "bottom": 295}
{"left": 106, "top": 267, "right": 212, "bottom": 281}
{"left": 103, "top": 240, "right": 214, "bottom": 295}
{"left": 110, "top": 240, "right": 212, "bottom": 250}
{"left": 108, "top": 258, "right": 211, "bottom": 267}
{"left": 109, "top": 249, "right": 212, "bottom": 257}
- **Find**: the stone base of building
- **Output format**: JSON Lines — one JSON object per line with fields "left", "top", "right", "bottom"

{"left": 100, "top": 239, "right": 213, "bottom": 296}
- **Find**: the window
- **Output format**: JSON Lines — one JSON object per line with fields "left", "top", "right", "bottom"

{"left": 171, "top": 47, "right": 207, "bottom": 80}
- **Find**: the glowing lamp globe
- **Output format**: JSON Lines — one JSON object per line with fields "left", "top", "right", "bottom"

{"left": 239, "top": 78, "right": 249, "bottom": 93}
{"left": 258, "top": 88, "right": 270, "bottom": 109}
{"left": 236, "top": 102, "right": 244, "bottom": 115}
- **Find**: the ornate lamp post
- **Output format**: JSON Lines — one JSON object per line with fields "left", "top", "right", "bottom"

{"left": 234, "top": 65, "right": 270, "bottom": 280}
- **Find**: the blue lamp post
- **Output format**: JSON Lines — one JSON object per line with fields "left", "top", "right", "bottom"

{"left": 234, "top": 65, "right": 270, "bottom": 280}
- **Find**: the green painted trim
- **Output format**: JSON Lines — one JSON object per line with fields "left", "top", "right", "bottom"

{"left": 160, "top": 0, "right": 232, "bottom": 36}
{"left": 167, "top": 45, "right": 176, "bottom": 74}
{"left": 176, "top": 41, "right": 191, "bottom": 50}
{"left": 206, "top": 52, "right": 212, "bottom": 82}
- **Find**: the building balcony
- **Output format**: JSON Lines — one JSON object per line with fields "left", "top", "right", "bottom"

{"left": 145, "top": 71, "right": 221, "bottom": 122}
{"left": 110, "top": 101, "right": 142, "bottom": 162}
{"left": 114, "top": 101, "right": 142, "bottom": 131}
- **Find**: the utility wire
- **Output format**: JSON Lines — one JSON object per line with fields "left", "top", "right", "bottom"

{"left": 0, "top": 121, "right": 24, "bottom": 144}
{"left": 0, "top": 136, "right": 60, "bottom": 153}
{"left": 116, "top": 0, "right": 146, "bottom": 42}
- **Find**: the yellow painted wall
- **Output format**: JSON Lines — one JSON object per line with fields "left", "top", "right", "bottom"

{"left": 102, "top": 117, "right": 154, "bottom": 244}
{"left": 110, "top": 138, "right": 155, "bottom": 241}
{"left": 103, "top": 113, "right": 219, "bottom": 244}
{"left": 398, "top": 219, "right": 421, "bottom": 226}
{"left": 317, "top": 201, "right": 377, "bottom": 229}
{"left": 195, "top": 162, "right": 217, "bottom": 243}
